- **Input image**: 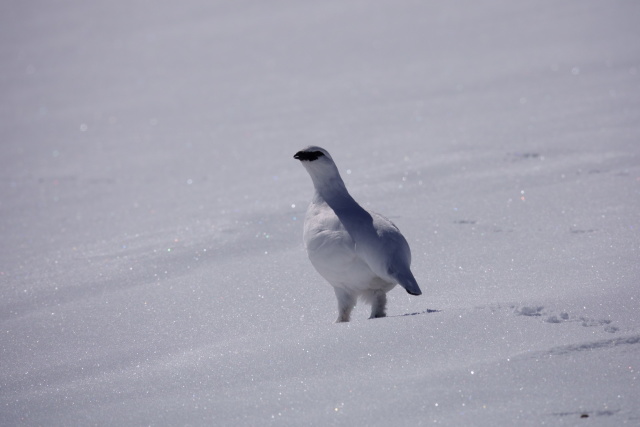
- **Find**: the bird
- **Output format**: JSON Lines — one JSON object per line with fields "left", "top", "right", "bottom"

{"left": 294, "top": 146, "right": 422, "bottom": 322}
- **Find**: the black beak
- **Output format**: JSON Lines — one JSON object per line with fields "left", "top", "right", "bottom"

{"left": 293, "top": 150, "right": 324, "bottom": 161}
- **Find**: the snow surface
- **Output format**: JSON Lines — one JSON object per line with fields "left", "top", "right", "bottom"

{"left": 1, "top": 0, "right": 639, "bottom": 425}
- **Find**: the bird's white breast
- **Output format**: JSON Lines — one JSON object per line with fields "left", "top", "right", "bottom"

{"left": 303, "top": 201, "right": 386, "bottom": 292}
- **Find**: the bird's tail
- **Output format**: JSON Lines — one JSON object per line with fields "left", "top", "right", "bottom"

{"left": 393, "top": 270, "right": 422, "bottom": 296}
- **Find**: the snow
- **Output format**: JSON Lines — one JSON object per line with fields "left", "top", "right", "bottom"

{"left": 1, "top": 0, "right": 639, "bottom": 425}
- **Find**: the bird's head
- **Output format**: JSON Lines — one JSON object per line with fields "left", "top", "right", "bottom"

{"left": 293, "top": 146, "right": 337, "bottom": 173}
{"left": 293, "top": 146, "right": 333, "bottom": 163}
{"left": 294, "top": 146, "right": 346, "bottom": 196}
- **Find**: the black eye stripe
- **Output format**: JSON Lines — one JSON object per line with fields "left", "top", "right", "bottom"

{"left": 294, "top": 150, "right": 325, "bottom": 161}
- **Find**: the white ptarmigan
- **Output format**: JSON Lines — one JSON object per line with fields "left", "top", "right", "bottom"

{"left": 294, "top": 146, "right": 422, "bottom": 322}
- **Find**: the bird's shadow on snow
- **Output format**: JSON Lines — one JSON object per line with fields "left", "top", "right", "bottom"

{"left": 389, "top": 309, "right": 441, "bottom": 318}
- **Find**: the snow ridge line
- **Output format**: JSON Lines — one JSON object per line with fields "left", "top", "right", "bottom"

{"left": 516, "top": 335, "right": 640, "bottom": 360}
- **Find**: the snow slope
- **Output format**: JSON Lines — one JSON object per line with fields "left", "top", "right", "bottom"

{"left": 1, "top": 0, "right": 639, "bottom": 425}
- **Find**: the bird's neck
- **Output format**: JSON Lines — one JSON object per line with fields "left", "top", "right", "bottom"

{"left": 310, "top": 170, "right": 347, "bottom": 204}
{"left": 312, "top": 177, "right": 369, "bottom": 217}
{"left": 305, "top": 163, "right": 369, "bottom": 217}
{"left": 313, "top": 181, "right": 374, "bottom": 249}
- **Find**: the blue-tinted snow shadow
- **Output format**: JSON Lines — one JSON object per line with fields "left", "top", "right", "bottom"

{"left": 390, "top": 309, "right": 441, "bottom": 318}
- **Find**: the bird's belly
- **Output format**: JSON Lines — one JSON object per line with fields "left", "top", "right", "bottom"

{"left": 303, "top": 203, "right": 394, "bottom": 292}
{"left": 307, "top": 241, "right": 385, "bottom": 291}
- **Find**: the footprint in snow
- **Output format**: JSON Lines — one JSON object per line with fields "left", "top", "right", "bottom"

{"left": 552, "top": 409, "right": 619, "bottom": 419}
{"left": 513, "top": 305, "right": 618, "bottom": 333}
{"left": 514, "top": 306, "right": 544, "bottom": 317}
